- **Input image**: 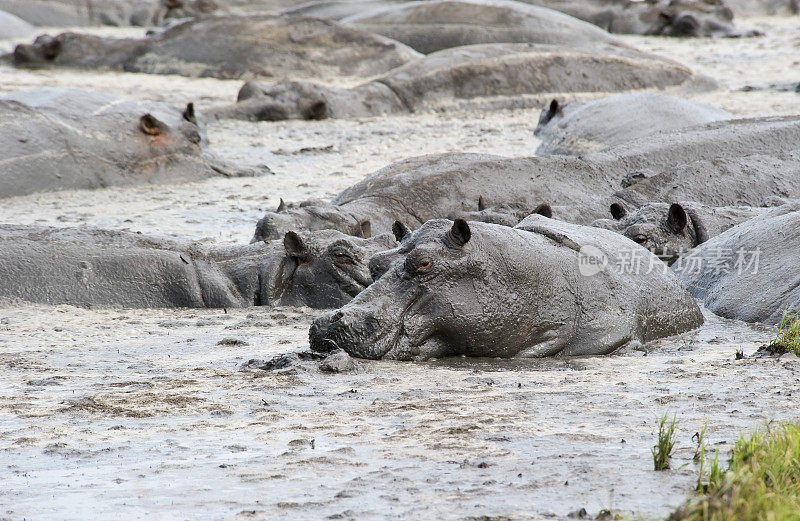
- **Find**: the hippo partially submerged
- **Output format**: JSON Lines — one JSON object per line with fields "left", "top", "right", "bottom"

{"left": 0, "top": 225, "right": 396, "bottom": 309}
{"left": 216, "top": 42, "right": 695, "bottom": 121}
{"left": 309, "top": 217, "right": 703, "bottom": 360}
{"left": 0, "top": 9, "right": 34, "bottom": 38}
{"left": 0, "top": 0, "right": 162, "bottom": 26}
{"left": 534, "top": 93, "right": 733, "bottom": 156}
{"left": 0, "top": 88, "right": 249, "bottom": 199}
{"left": 340, "top": 0, "right": 620, "bottom": 54}
{"left": 529, "top": 0, "right": 760, "bottom": 37}
{"left": 592, "top": 202, "right": 764, "bottom": 265}
{"left": 672, "top": 203, "right": 800, "bottom": 325}
{"left": 11, "top": 15, "right": 421, "bottom": 80}
{"left": 252, "top": 115, "right": 800, "bottom": 240}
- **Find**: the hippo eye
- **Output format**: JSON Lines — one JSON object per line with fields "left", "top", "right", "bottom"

{"left": 633, "top": 235, "right": 648, "bottom": 245}
{"left": 333, "top": 253, "right": 355, "bottom": 265}
{"left": 417, "top": 259, "right": 432, "bottom": 272}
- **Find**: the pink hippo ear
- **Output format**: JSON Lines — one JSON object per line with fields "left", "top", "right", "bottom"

{"left": 668, "top": 203, "right": 688, "bottom": 233}
{"left": 139, "top": 114, "right": 166, "bottom": 136}
{"left": 448, "top": 219, "right": 471, "bottom": 247}
{"left": 358, "top": 220, "right": 371, "bottom": 239}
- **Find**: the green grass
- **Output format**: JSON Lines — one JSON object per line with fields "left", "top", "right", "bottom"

{"left": 769, "top": 311, "right": 800, "bottom": 356}
{"left": 652, "top": 413, "right": 678, "bottom": 471}
{"left": 668, "top": 423, "right": 800, "bottom": 521}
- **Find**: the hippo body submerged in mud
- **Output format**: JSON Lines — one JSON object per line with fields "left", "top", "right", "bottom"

{"left": 591, "top": 202, "right": 765, "bottom": 264}
{"left": 310, "top": 217, "right": 703, "bottom": 360}
{"left": 11, "top": 15, "right": 421, "bottom": 80}
{"left": 534, "top": 93, "right": 733, "bottom": 156}
{"left": 340, "top": 0, "right": 621, "bottom": 54}
{"left": 530, "top": 0, "right": 760, "bottom": 37}
{"left": 215, "top": 42, "right": 695, "bottom": 121}
{"left": 0, "top": 225, "right": 396, "bottom": 309}
{"left": 252, "top": 115, "right": 800, "bottom": 240}
{"left": 0, "top": 88, "right": 249, "bottom": 198}
{"left": 0, "top": 0, "right": 164, "bottom": 26}
{"left": 673, "top": 203, "right": 800, "bottom": 325}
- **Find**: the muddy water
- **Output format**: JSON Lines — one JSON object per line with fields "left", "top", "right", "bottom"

{"left": 1, "top": 15, "right": 800, "bottom": 521}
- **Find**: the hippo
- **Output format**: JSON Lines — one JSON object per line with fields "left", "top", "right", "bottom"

{"left": 251, "top": 115, "right": 800, "bottom": 241}
{"left": 591, "top": 202, "right": 765, "bottom": 265}
{"left": 0, "top": 0, "right": 164, "bottom": 26}
{"left": 0, "top": 9, "right": 34, "bottom": 38}
{"left": 534, "top": 93, "right": 733, "bottom": 156}
{"left": 526, "top": 0, "right": 760, "bottom": 37}
{"left": 0, "top": 88, "right": 251, "bottom": 199}
{"left": 10, "top": 15, "right": 421, "bottom": 80}
{"left": 339, "top": 0, "right": 621, "bottom": 54}
{"left": 0, "top": 225, "right": 397, "bottom": 309}
{"left": 672, "top": 203, "right": 800, "bottom": 325}
{"left": 214, "top": 42, "right": 696, "bottom": 121}
{"left": 308, "top": 217, "right": 704, "bottom": 360}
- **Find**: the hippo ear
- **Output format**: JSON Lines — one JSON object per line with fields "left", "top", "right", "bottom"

{"left": 667, "top": 203, "right": 688, "bottom": 233}
{"left": 610, "top": 203, "right": 627, "bottom": 220}
{"left": 182, "top": 102, "right": 197, "bottom": 125}
{"left": 304, "top": 101, "right": 327, "bottom": 121}
{"left": 478, "top": 195, "right": 487, "bottom": 211}
{"left": 534, "top": 203, "right": 552, "bottom": 219}
{"left": 392, "top": 220, "right": 411, "bottom": 242}
{"left": 448, "top": 219, "right": 471, "bottom": 247}
{"left": 139, "top": 114, "right": 166, "bottom": 136}
{"left": 359, "top": 220, "right": 372, "bottom": 239}
{"left": 545, "top": 99, "right": 560, "bottom": 122}
{"left": 277, "top": 198, "right": 286, "bottom": 212}
{"left": 284, "top": 231, "right": 309, "bottom": 262}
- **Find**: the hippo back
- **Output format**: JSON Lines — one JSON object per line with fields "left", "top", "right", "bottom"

{"left": 672, "top": 203, "right": 800, "bottom": 325}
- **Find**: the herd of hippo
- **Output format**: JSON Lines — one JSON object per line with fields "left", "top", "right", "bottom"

{"left": 1, "top": 0, "right": 799, "bottom": 361}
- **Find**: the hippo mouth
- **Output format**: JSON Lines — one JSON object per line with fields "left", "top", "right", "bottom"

{"left": 331, "top": 265, "right": 373, "bottom": 297}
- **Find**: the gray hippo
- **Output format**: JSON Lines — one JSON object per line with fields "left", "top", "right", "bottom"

{"left": 10, "top": 15, "right": 421, "bottom": 80}
{"left": 340, "top": 0, "right": 620, "bottom": 54}
{"left": 526, "top": 0, "right": 760, "bottom": 37}
{"left": 0, "top": 88, "right": 250, "bottom": 199}
{"left": 215, "top": 42, "right": 695, "bottom": 121}
{"left": 308, "top": 217, "right": 704, "bottom": 360}
{"left": 0, "top": 225, "right": 397, "bottom": 309}
{"left": 0, "top": 9, "right": 34, "bottom": 38}
{"left": 534, "top": 93, "right": 733, "bottom": 156}
{"left": 0, "top": 0, "right": 164, "bottom": 26}
{"left": 672, "top": 203, "right": 800, "bottom": 325}
{"left": 591, "top": 202, "right": 765, "bottom": 265}
{"left": 251, "top": 115, "right": 800, "bottom": 241}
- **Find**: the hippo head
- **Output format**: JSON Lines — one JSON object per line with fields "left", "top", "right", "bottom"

{"left": 263, "top": 230, "right": 397, "bottom": 308}
{"left": 592, "top": 202, "right": 708, "bottom": 265}
{"left": 534, "top": 99, "right": 563, "bottom": 136}
{"left": 310, "top": 219, "right": 525, "bottom": 360}
{"left": 234, "top": 81, "right": 331, "bottom": 121}
{"left": 136, "top": 102, "right": 205, "bottom": 154}
{"left": 13, "top": 34, "right": 65, "bottom": 67}
{"left": 252, "top": 200, "right": 372, "bottom": 243}
{"left": 655, "top": 2, "right": 753, "bottom": 37}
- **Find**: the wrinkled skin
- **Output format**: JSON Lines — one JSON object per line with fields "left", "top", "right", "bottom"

{"left": 341, "top": 0, "right": 621, "bottom": 54}
{"left": 214, "top": 41, "right": 695, "bottom": 121}
{"left": 534, "top": 93, "right": 733, "bottom": 156}
{"left": 527, "top": 0, "right": 761, "bottom": 37}
{"left": 310, "top": 218, "right": 703, "bottom": 360}
{"left": 251, "top": 115, "right": 800, "bottom": 240}
{"left": 672, "top": 203, "right": 800, "bottom": 325}
{"left": 0, "top": 88, "right": 251, "bottom": 199}
{"left": 592, "top": 202, "right": 764, "bottom": 265}
{"left": 0, "top": 225, "right": 396, "bottom": 309}
{"left": 10, "top": 15, "right": 421, "bottom": 80}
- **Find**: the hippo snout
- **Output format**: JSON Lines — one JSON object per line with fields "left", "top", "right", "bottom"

{"left": 309, "top": 309, "right": 342, "bottom": 353}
